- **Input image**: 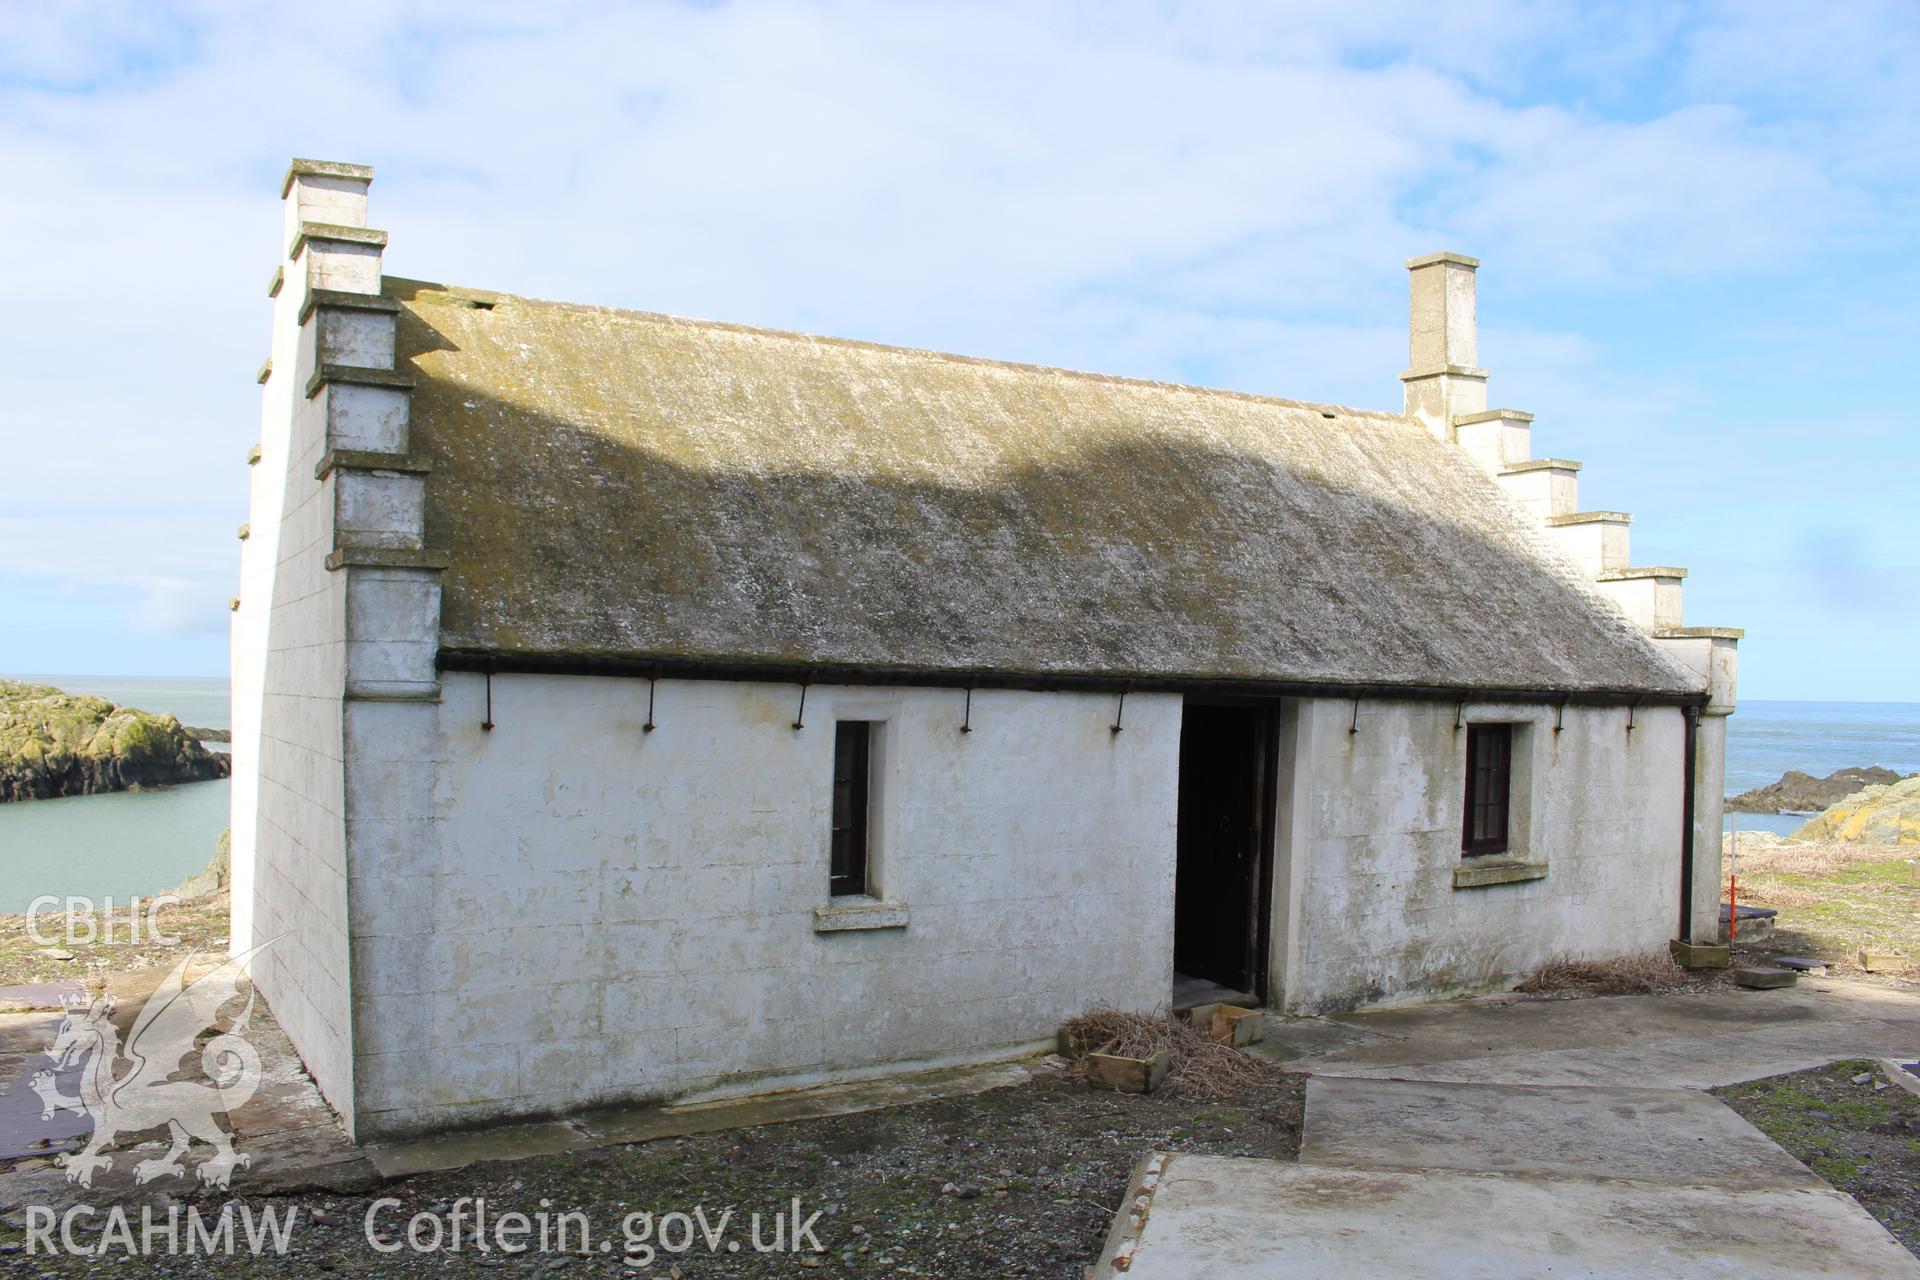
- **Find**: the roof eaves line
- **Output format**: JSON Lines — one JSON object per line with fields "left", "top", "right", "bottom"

{"left": 431, "top": 648, "right": 1708, "bottom": 706}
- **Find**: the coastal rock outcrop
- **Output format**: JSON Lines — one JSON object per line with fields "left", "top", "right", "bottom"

{"left": 1727, "top": 766, "right": 1907, "bottom": 814}
{"left": 1790, "top": 774, "right": 1920, "bottom": 845}
{"left": 0, "top": 680, "right": 231, "bottom": 802}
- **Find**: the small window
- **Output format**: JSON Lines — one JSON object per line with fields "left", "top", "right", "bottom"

{"left": 830, "top": 722, "right": 872, "bottom": 896}
{"left": 1462, "top": 724, "right": 1512, "bottom": 856}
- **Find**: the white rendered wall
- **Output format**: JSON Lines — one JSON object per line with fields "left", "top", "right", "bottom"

{"left": 1690, "top": 713, "right": 1728, "bottom": 943}
{"left": 232, "top": 260, "right": 358, "bottom": 1123}
{"left": 1272, "top": 697, "right": 1686, "bottom": 1013}
{"left": 247, "top": 383, "right": 355, "bottom": 1117}
{"left": 348, "top": 674, "right": 1180, "bottom": 1138}
{"left": 228, "top": 280, "right": 304, "bottom": 963}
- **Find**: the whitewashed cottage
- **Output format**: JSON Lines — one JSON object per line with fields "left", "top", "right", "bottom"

{"left": 231, "top": 159, "right": 1740, "bottom": 1139}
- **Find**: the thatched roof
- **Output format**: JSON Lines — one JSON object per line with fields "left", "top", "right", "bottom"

{"left": 390, "top": 277, "right": 1702, "bottom": 697}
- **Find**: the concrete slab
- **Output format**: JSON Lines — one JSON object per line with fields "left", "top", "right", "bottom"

{"left": 365, "top": 1120, "right": 589, "bottom": 1179}
{"left": 1301, "top": 1077, "right": 1819, "bottom": 1188}
{"left": 0, "top": 982, "right": 85, "bottom": 1012}
{"left": 1094, "top": 1154, "right": 1920, "bottom": 1279}
{"left": 1882, "top": 1057, "right": 1920, "bottom": 1099}
{"left": 1241, "top": 1014, "right": 1393, "bottom": 1063}
{"left": 1266, "top": 978, "right": 1920, "bottom": 1089}
{"left": 1097, "top": 988, "right": 1920, "bottom": 1279}
{"left": 364, "top": 1058, "right": 1041, "bottom": 1178}
{"left": 577, "top": 1059, "right": 1037, "bottom": 1147}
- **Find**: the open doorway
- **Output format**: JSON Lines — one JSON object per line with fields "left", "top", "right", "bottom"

{"left": 1174, "top": 701, "right": 1278, "bottom": 1009}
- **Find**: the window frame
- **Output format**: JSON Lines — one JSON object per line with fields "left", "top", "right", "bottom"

{"left": 1461, "top": 723, "right": 1513, "bottom": 857}
{"left": 829, "top": 720, "right": 873, "bottom": 896}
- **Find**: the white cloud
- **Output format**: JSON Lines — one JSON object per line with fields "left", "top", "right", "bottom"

{"left": 132, "top": 576, "right": 226, "bottom": 637}
{"left": 1, "top": 1, "right": 1916, "bottom": 684}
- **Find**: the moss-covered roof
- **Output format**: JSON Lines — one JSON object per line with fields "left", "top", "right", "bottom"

{"left": 389, "top": 278, "right": 1702, "bottom": 696}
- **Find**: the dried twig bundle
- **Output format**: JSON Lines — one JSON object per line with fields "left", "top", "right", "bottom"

{"left": 1057, "top": 1006, "right": 1292, "bottom": 1100}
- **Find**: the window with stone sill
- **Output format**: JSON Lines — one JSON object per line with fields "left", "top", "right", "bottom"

{"left": 1462, "top": 723, "right": 1514, "bottom": 857}
{"left": 830, "top": 720, "right": 873, "bottom": 896}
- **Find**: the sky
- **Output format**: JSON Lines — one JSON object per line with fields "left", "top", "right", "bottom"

{"left": 1, "top": 1, "right": 1915, "bottom": 700}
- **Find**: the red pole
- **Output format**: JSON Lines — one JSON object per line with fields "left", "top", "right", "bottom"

{"left": 1729, "top": 874, "right": 1738, "bottom": 945}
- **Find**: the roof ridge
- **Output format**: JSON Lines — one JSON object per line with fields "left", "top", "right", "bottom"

{"left": 382, "top": 276, "right": 1411, "bottom": 424}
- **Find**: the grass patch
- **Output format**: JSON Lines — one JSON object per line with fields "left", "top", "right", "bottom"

{"left": 1716, "top": 1059, "right": 1920, "bottom": 1259}
{"left": 1730, "top": 836, "right": 1918, "bottom": 975}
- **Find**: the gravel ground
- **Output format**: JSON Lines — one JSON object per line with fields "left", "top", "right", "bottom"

{"left": 0, "top": 893, "right": 230, "bottom": 994}
{"left": 0, "top": 1069, "right": 1305, "bottom": 1277}
{"left": 1715, "top": 1058, "right": 1920, "bottom": 1260}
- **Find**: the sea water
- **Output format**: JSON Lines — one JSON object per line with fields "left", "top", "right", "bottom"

{"left": 2, "top": 679, "right": 1917, "bottom": 909}
{"left": 1723, "top": 701, "right": 1920, "bottom": 836}
{"left": 0, "top": 675, "right": 230, "bottom": 914}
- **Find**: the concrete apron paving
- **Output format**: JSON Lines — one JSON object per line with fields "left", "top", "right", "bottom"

{"left": 1094, "top": 979, "right": 1920, "bottom": 1279}
{"left": 1264, "top": 976, "right": 1920, "bottom": 1088}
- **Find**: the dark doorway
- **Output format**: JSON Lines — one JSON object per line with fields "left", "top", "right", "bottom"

{"left": 1174, "top": 702, "right": 1277, "bottom": 1004}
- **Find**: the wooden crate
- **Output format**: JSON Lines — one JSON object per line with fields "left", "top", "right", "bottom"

{"left": 1212, "top": 1005, "right": 1265, "bottom": 1046}
{"left": 1086, "top": 1045, "right": 1171, "bottom": 1095}
{"left": 1187, "top": 1002, "right": 1266, "bottom": 1047}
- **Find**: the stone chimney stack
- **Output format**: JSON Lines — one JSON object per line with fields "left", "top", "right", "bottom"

{"left": 1400, "top": 251, "right": 1488, "bottom": 440}
{"left": 283, "top": 158, "right": 372, "bottom": 236}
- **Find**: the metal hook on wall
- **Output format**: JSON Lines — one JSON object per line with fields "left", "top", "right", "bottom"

{"left": 960, "top": 678, "right": 975, "bottom": 734}
{"left": 1626, "top": 699, "right": 1641, "bottom": 735}
{"left": 1110, "top": 684, "right": 1130, "bottom": 735}
{"left": 1453, "top": 698, "right": 1466, "bottom": 733}
{"left": 1554, "top": 698, "right": 1567, "bottom": 736}
{"left": 481, "top": 663, "right": 495, "bottom": 732}
{"left": 644, "top": 665, "right": 658, "bottom": 734}
{"left": 792, "top": 675, "right": 812, "bottom": 731}
{"left": 1349, "top": 696, "right": 1362, "bottom": 735}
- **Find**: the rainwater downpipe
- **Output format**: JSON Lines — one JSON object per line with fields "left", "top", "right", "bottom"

{"left": 1678, "top": 704, "right": 1699, "bottom": 940}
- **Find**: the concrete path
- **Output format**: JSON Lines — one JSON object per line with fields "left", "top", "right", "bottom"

{"left": 1093, "top": 980, "right": 1920, "bottom": 1278}
{"left": 1263, "top": 976, "right": 1920, "bottom": 1088}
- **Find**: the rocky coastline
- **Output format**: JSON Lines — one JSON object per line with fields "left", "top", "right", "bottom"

{"left": 1726, "top": 765, "right": 1908, "bottom": 815}
{"left": 0, "top": 679, "right": 231, "bottom": 802}
{"left": 1791, "top": 774, "right": 1920, "bottom": 845}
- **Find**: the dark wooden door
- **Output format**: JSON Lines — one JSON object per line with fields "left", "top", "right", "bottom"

{"left": 1174, "top": 704, "right": 1272, "bottom": 995}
